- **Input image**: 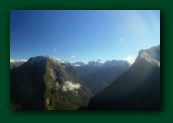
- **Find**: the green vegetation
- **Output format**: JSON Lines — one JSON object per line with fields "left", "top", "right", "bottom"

{"left": 10, "top": 56, "right": 92, "bottom": 110}
{"left": 43, "top": 62, "right": 89, "bottom": 110}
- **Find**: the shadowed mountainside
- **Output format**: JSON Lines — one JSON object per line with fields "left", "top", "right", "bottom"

{"left": 64, "top": 60, "right": 130, "bottom": 94}
{"left": 10, "top": 56, "right": 92, "bottom": 110}
{"left": 87, "top": 45, "right": 160, "bottom": 110}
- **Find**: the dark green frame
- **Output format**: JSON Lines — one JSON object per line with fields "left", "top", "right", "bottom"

{"left": 0, "top": 0, "right": 172, "bottom": 123}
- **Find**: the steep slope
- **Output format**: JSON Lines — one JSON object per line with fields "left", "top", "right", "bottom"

{"left": 87, "top": 45, "right": 160, "bottom": 109}
{"left": 10, "top": 56, "right": 92, "bottom": 110}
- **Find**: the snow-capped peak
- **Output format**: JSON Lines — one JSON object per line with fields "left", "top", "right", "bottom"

{"left": 60, "top": 60, "right": 72, "bottom": 68}
{"left": 88, "top": 60, "right": 103, "bottom": 67}
{"left": 104, "top": 60, "right": 130, "bottom": 67}
{"left": 72, "top": 62, "right": 85, "bottom": 67}
{"left": 60, "top": 60, "right": 68, "bottom": 64}
{"left": 97, "top": 59, "right": 105, "bottom": 64}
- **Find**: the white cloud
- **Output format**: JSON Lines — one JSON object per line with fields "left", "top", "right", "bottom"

{"left": 53, "top": 57, "right": 60, "bottom": 61}
{"left": 10, "top": 59, "right": 27, "bottom": 62}
{"left": 62, "top": 81, "right": 81, "bottom": 92}
{"left": 10, "top": 59, "right": 15, "bottom": 62}
{"left": 70, "top": 55, "right": 76, "bottom": 58}
{"left": 70, "top": 52, "right": 77, "bottom": 59}
{"left": 19, "top": 59, "right": 27, "bottom": 62}
{"left": 124, "top": 55, "right": 136, "bottom": 64}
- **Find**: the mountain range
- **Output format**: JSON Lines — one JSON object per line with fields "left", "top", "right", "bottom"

{"left": 10, "top": 45, "right": 160, "bottom": 110}
{"left": 59, "top": 59, "right": 130, "bottom": 94}
{"left": 73, "top": 60, "right": 130, "bottom": 94}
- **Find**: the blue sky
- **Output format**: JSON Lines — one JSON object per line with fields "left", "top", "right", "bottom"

{"left": 10, "top": 10, "right": 160, "bottom": 64}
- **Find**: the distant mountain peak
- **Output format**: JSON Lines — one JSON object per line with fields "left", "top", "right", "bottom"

{"left": 88, "top": 60, "right": 102, "bottom": 67}
{"left": 60, "top": 60, "right": 68, "bottom": 63}
{"left": 97, "top": 59, "right": 104, "bottom": 64}
{"left": 104, "top": 60, "right": 130, "bottom": 67}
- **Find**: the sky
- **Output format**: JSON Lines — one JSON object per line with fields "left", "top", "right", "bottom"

{"left": 10, "top": 10, "right": 160, "bottom": 64}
